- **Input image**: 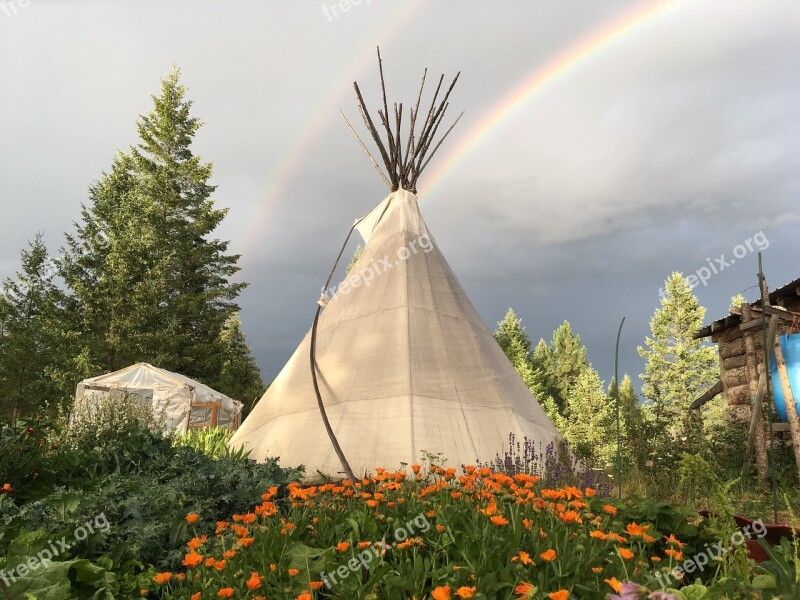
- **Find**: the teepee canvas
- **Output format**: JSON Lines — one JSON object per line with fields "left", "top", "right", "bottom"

{"left": 230, "top": 190, "right": 560, "bottom": 476}
{"left": 230, "top": 50, "right": 560, "bottom": 476}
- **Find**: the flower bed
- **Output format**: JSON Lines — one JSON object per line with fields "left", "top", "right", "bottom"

{"left": 142, "top": 465, "right": 714, "bottom": 599}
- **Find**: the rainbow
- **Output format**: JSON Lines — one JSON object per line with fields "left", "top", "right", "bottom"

{"left": 243, "top": 0, "right": 675, "bottom": 256}
{"left": 421, "top": 1, "right": 671, "bottom": 198}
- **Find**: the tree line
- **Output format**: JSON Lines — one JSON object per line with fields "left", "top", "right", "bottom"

{"left": 0, "top": 69, "right": 264, "bottom": 420}
{"left": 493, "top": 272, "right": 720, "bottom": 478}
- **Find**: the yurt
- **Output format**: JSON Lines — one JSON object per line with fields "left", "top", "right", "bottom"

{"left": 73, "top": 362, "right": 242, "bottom": 434}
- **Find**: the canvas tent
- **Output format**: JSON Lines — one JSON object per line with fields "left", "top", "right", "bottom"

{"left": 230, "top": 190, "right": 561, "bottom": 475}
{"left": 229, "top": 51, "right": 561, "bottom": 477}
{"left": 73, "top": 363, "right": 242, "bottom": 434}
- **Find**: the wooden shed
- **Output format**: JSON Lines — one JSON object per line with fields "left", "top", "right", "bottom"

{"left": 693, "top": 275, "right": 800, "bottom": 480}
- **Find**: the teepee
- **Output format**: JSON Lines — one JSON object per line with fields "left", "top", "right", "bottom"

{"left": 230, "top": 50, "right": 560, "bottom": 477}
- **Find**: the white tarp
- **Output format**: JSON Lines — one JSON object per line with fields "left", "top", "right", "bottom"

{"left": 73, "top": 363, "right": 242, "bottom": 434}
{"left": 230, "top": 189, "right": 561, "bottom": 476}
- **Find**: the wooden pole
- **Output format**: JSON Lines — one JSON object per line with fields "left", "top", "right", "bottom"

{"left": 741, "top": 314, "right": 779, "bottom": 477}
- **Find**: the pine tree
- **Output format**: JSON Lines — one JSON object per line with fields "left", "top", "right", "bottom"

{"left": 494, "top": 308, "right": 532, "bottom": 358}
{"left": 59, "top": 68, "right": 245, "bottom": 383}
{"left": 529, "top": 321, "right": 589, "bottom": 412}
{"left": 638, "top": 272, "right": 718, "bottom": 446}
{"left": 552, "top": 368, "right": 620, "bottom": 467}
{"left": 216, "top": 313, "right": 265, "bottom": 414}
{"left": 0, "top": 235, "right": 66, "bottom": 418}
{"left": 609, "top": 374, "right": 648, "bottom": 469}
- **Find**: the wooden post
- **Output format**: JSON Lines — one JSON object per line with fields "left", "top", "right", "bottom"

{"left": 741, "top": 305, "right": 769, "bottom": 482}
{"left": 741, "top": 314, "right": 780, "bottom": 478}
{"left": 774, "top": 339, "right": 800, "bottom": 477}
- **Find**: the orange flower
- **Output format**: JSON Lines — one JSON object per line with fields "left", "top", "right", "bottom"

{"left": 411, "top": 464, "right": 421, "bottom": 474}
{"left": 650, "top": 556, "right": 662, "bottom": 562}
{"left": 269, "top": 563, "right": 277, "bottom": 572}
{"left": 665, "top": 548, "right": 683, "bottom": 561}
{"left": 625, "top": 522, "right": 649, "bottom": 538}
{"left": 511, "top": 550, "right": 534, "bottom": 565}
{"left": 540, "top": 549, "right": 557, "bottom": 561}
{"left": 514, "top": 581, "right": 536, "bottom": 599}
{"left": 558, "top": 510, "right": 581, "bottom": 524}
{"left": 437, "top": 524, "right": 446, "bottom": 532}
{"left": 182, "top": 552, "right": 203, "bottom": 568}
{"left": 522, "top": 518, "right": 533, "bottom": 530}
{"left": 185, "top": 513, "right": 200, "bottom": 524}
{"left": 239, "top": 537, "right": 255, "bottom": 547}
{"left": 153, "top": 572, "right": 172, "bottom": 584}
{"left": 186, "top": 535, "right": 207, "bottom": 550}
{"left": 223, "top": 550, "right": 238, "bottom": 559}
{"left": 549, "top": 591, "right": 569, "bottom": 600}
{"left": 309, "top": 581, "right": 325, "bottom": 590}
{"left": 604, "top": 577, "right": 622, "bottom": 593}
{"left": 490, "top": 515, "right": 509, "bottom": 527}
{"left": 456, "top": 586, "right": 476, "bottom": 599}
{"left": 191, "top": 593, "right": 201, "bottom": 600}
{"left": 590, "top": 530, "right": 607, "bottom": 540}
{"left": 288, "top": 568, "right": 300, "bottom": 576}
{"left": 213, "top": 560, "right": 226, "bottom": 571}
{"left": 358, "top": 541, "right": 371, "bottom": 548}
{"left": 664, "top": 534, "right": 685, "bottom": 548}
{"left": 585, "top": 487, "right": 596, "bottom": 497}
{"left": 602, "top": 505, "right": 617, "bottom": 516}
{"left": 618, "top": 548, "right": 635, "bottom": 560}
{"left": 217, "top": 589, "right": 234, "bottom": 598}
{"left": 296, "top": 594, "right": 312, "bottom": 600}
{"left": 336, "top": 541, "right": 350, "bottom": 552}
{"left": 591, "top": 566, "right": 603, "bottom": 574}
{"left": 246, "top": 572, "right": 262, "bottom": 591}
{"left": 432, "top": 586, "right": 451, "bottom": 600}
{"left": 366, "top": 500, "right": 379, "bottom": 508}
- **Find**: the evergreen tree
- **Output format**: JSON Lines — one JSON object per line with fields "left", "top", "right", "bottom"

{"left": 609, "top": 374, "right": 648, "bottom": 469}
{"left": 638, "top": 272, "right": 718, "bottom": 445}
{"left": 530, "top": 321, "right": 589, "bottom": 412}
{"left": 493, "top": 309, "right": 543, "bottom": 396}
{"left": 551, "top": 368, "right": 620, "bottom": 467}
{"left": 494, "top": 308, "right": 532, "bottom": 359}
{"left": 216, "top": 313, "right": 265, "bottom": 413}
{"left": 60, "top": 68, "right": 245, "bottom": 384}
{"left": 0, "top": 235, "right": 65, "bottom": 418}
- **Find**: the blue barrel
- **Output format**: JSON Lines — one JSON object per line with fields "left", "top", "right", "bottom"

{"left": 769, "top": 333, "right": 800, "bottom": 422}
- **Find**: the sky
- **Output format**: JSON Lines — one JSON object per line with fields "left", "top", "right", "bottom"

{"left": 1, "top": 0, "right": 799, "bottom": 393}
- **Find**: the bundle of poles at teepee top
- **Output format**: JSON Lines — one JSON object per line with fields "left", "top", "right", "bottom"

{"left": 341, "top": 47, "right": 463, "bottom": 193}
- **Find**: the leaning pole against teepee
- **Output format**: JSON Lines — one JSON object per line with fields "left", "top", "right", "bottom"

{"left": 229, "top": 49, "right": 561, "bottom": 478}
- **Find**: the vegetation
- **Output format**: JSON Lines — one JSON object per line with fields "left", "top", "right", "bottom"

{"left": 2, "top": 70, "right": 799, "bottom": 598}
{"left": 0, "top": 69, "right": 262, "bottom": 421}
